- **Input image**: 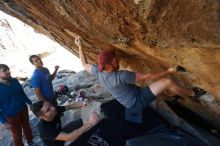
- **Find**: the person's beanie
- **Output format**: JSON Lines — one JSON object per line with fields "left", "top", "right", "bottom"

{"left": 98, "top": 50, "right": 115, "bottom": 71}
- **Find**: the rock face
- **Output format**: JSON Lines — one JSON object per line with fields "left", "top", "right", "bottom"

{"left": 0, "top": 0, "right": 219, "bottom": 99}
{"left": 0, "top": 0, "right": 220, "bottom": 131}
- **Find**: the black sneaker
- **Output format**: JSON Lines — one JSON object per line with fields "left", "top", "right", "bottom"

{"left": 191, "top": 87, "right": 207, "bottom": 98}
{"left": 176, "top": 66, "right": 187, "bottom": 72}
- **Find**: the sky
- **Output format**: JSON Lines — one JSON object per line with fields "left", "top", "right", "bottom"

{"left": 0, "top": 11, "right": 83, "bottom": 78}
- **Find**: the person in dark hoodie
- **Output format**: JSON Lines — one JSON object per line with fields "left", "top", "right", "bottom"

{"left": 31, "top": 101, "right": 99, "bottom": 146}
{"left": 0, "top": 64, "right": 34, "bottom": 146}
{"left": 31, "top": 101, "right": 127, "bottom": 146}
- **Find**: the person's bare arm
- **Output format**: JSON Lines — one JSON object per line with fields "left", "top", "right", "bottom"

{"left": 135, "top": 68, "right": 176, "bottom": 83}
{"left": 65, "top": 102, "right": 87, "bottom": 111}
{"left": 34, "top": 88, "right": 46, "bottom": 101}
{"left": 55, "top": 123, "right": 91, "bottom": 141}
{"left": 51, "top": 65, "right": 60, "bottom": 80}
{"left": 75, "top": 36, "right": 92, "bottom": 73}
{"left": 55, "top": 113, "right": 100, "bottom": 141}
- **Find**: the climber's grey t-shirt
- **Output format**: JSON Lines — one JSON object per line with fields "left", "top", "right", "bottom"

{"left": 91, "top": 65, "right": 137, "bottom": 108}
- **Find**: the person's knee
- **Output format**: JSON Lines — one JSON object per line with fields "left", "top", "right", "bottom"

{"left": 161, "top": 78, "right": 173, "bottom": 86}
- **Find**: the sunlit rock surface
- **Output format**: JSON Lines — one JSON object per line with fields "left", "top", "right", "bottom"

{"left": 0, "top": 0, "right": 220, "bottom": 138}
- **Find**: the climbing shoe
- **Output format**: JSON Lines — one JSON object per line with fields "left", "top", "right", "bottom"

{"left": 191, "top": 87, "right": 207, "bottom": 98}
{"left": 176, "top": 66, "right": 187, "bottom": 72}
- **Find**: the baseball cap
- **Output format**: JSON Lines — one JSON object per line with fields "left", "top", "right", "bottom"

{"left": 98, "top": 50, "right": 115, "bottom": 71}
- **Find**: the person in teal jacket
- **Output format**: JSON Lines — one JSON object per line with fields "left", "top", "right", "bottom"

{"left": 0, "top": 64, "right": 34, "bottom": 146}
